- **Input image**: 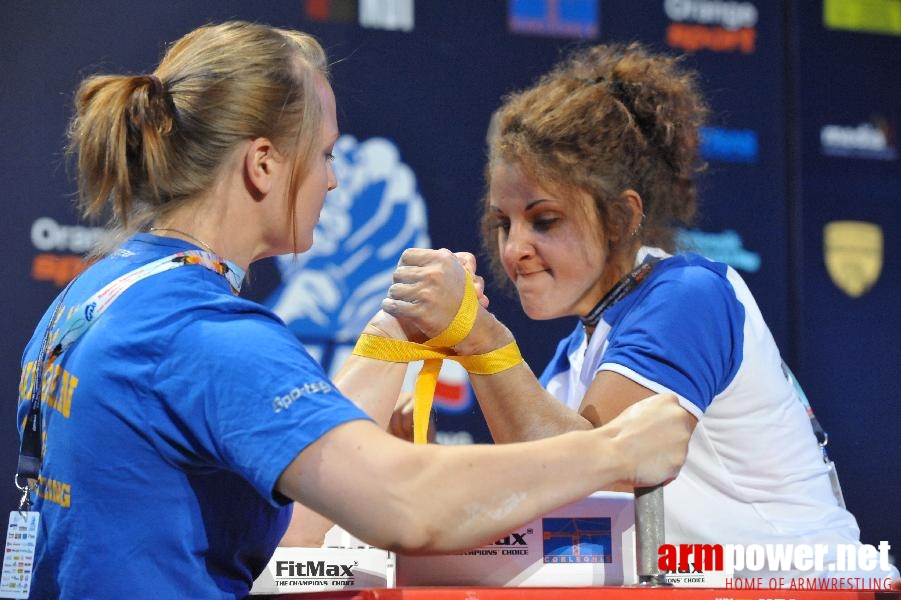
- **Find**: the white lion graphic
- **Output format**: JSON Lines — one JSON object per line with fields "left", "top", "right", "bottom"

{"left": 263, "top": 135, "right": 430, "bottom": 370}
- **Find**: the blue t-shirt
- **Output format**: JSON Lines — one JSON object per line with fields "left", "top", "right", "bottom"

{"left": 17, "top": 234, "right": 370, "bottom": 599}
{"left": 539, "top": 252, "right": 745, "bottom": 414}
{"left": 535, "top": 251, "right": 892, "bottom": 581}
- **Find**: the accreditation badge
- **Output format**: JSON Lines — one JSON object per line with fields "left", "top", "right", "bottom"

{"left": 0, "top": 511, "right": 40, "bottom": 599}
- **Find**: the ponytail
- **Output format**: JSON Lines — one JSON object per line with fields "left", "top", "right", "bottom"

{"left": 68, "top": 73, "right": 174, "bottom": 229}
{"left": 65, "top": 21, "right": 329, "bottom": 247}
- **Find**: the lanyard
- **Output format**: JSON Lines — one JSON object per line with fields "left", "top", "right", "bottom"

{"left": 16, "top": 285, "right": 72, "bottom": 490}
{"left": 580, "top": 256, "right": 660, "bottom": 329}
{"left": 48, "top": 251, "right": 240, "bottom": 358}
{"left": 16, "top": 250, "right": 239, "bottom": 486}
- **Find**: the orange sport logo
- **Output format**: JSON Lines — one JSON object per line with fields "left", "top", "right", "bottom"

{"left": 30, "top": 217, "right": 102, "bottom": 287}
{"left": 664, "top": 0, "right": 759, "bottom": 54}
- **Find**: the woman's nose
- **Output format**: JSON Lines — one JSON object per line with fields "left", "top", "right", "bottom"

{"left": 327, "top": 163, "right": 338, "bottom": 191}
{"left": 502, "top": 223, "right": 534, "bottom": 262}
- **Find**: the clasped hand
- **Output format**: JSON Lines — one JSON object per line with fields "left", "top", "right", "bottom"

{"left": 380, "top": 248, "right": 489, "bottom": 345}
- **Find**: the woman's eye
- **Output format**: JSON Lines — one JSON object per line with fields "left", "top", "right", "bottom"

{"left": 533, "top": 217, "right": 559, "bottom": 231}
{"left": 488, "top": 219, "right": 510, "bottom": 232}
{"left": 326, "top": 153, "right": 336, "bottom": 162}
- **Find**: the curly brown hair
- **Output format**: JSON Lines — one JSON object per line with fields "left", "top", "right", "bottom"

{"left": 481, "top": 42, "right": 708, "bottom": 285}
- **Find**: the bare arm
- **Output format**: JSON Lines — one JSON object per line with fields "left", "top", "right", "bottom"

{"left": 476, "top": 364, "right": 702, "bottom": 445}
{"left": 581, "top": 371, "right": 698, "bottom": 491}
{"left": 331, "top": 311, "right": 410, "bottom": 428}
{"left": 469, "top": 367, "right": 592, "bottom": 442}
{"left": 281, "top": 388, "right": 436, "bottom": 547}
{"left": 281, "top": 311, "right": 410, "bottom": 547}
{"left": 276, "top": 392, "right": 691, "bottom": 554}
{"left": 383, "top": 248, "right": 698, "bottom": 445}
{"left": 465, "top": 325, "right": 699, "bottom": 444}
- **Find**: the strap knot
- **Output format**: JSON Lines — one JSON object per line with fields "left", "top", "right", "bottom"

{"left": 353, "top": 269, "right": 522, "bottom": 443}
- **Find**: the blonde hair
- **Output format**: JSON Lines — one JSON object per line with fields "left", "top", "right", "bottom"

{"left": 482, "top": 42, "right": 708, "bottom": 283}
{"left": 67, "top": 21, "right": 329, "bottom": 247}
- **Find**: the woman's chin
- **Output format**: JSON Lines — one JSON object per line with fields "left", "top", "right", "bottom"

{"left": 272, "top": 235, "right": 313, "bottom": 257}
{"left": 519, "top": 300, "right": 564, "bottom": 321}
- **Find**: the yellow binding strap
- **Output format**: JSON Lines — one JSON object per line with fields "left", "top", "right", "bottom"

{"left": 352, "top": 269, "right": 522, "bottom": 444}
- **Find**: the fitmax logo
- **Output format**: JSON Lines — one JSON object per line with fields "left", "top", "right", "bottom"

{"left": 490, "top": 531, "right": 531, "bottom": 546}
{"left": 275, "top": 560, "right": 356, "bottom": 578}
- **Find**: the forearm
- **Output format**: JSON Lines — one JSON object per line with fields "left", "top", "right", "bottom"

{"left": 282, "top": 355, "right": 407, "bottom": 548}
{"left": 279, "top": 503, "right": 335, "bottom": 547}
{"left": 469, "top": 363, "right": 592, "bottom": 442}
{"left": 453, "top": 309, "right": 592, "bottom": 442}
{"left": 287, "top": 421, "right": 625, "bottom": 554}
{"left": 332, "top": 353, "right": 407, "bottom": 428}
{"left": 282, "top": 395, "right": 690, "bottom": 554}
{"left": 394, "top": 431, "right": 621, "bottom": 552}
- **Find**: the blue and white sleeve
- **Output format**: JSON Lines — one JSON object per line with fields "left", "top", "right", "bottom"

{"left": 598, "top": 265, "right": 745, "bottom": 418}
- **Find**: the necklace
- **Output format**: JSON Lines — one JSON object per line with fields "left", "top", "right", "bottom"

{"left": 149, "top": 227, "right": 217, "bottom": 254}
{"left": 580, "top": 257, "right": 660, "bottom": 330}
{"left": 147, "top": 228, "right": 244, "bottom": 294}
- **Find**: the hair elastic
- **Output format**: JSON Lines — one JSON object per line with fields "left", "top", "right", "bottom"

{"left": 147, "top": 74, "right": 165, "bottom": 97}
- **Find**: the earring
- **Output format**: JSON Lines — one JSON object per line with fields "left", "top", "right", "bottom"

{"left": 631, "top": 213, "right": 646, "bottom": 237}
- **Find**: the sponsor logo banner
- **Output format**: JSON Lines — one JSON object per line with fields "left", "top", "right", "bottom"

{"left": 359, "top": 0, "right": 414, "bottom": 31}
{"left": 823, "top": 220, "right": 883, "bottom": 298}
{"left": 664, "top": 0, "right": 759, "bottom": 54}
{"left": 462, "top": 529, "right": 535, "bottom": 557}
{"left": 677, "top": 229, "right": 761, "bottom": 273}
{"left": 700, "top": 127, "right": 758, "bottom": 163}
{"left": 508, "top": 0, "right": 599, "bottom": 39}
{"left": 823, "top": 0, "right": 901, "bottom": 36}
{"left": 30, "top": 217, "right": 103, "bottom": 287}
{"left": 542, "top": 517, "right": 613, "bottom": 563}
{"left": 304, "top": 0, "right": 357, "bottom": 23}
{"left": 820, "top": 119, "right": 898, "bottom": 161}
{"left": 304, "top": 0, "right": 416, "bottom": 30}
{"left": 252, "top": 547, "right": 392, "bottom": 594}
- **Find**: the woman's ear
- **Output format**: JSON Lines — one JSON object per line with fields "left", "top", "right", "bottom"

{"left": 244, "top": 137, "right": 279, "bottom": 198}
{"left": 621, "top": 189, "right": 645, "bottom": 237}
